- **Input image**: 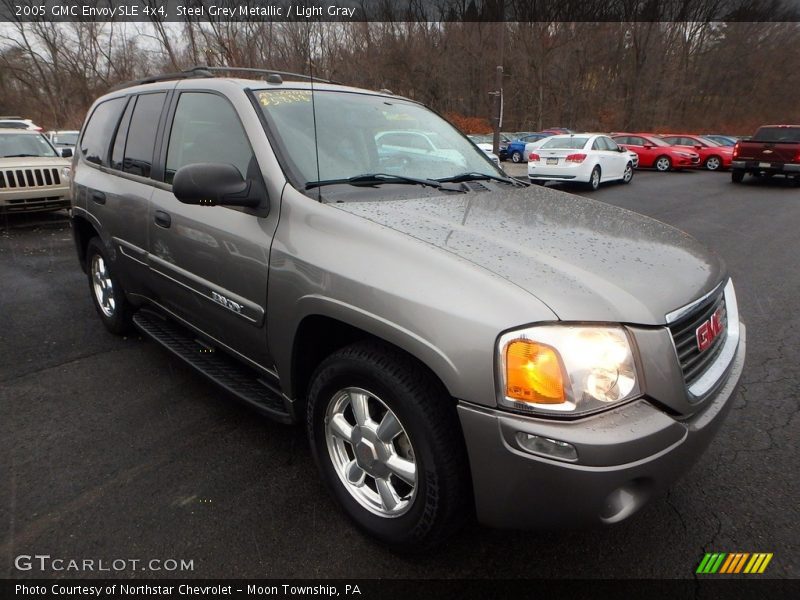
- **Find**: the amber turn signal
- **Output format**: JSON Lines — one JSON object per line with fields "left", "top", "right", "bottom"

{"left": 505, "top": 340, "right": 566, "bottom": 404}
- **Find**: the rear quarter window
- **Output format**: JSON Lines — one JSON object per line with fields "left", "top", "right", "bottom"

{"left": 80, "top": 97, "right": 127, "bottom": 166}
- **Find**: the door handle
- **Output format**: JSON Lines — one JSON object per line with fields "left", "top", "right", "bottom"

{"left": 154, "top": 210, "right": 172, "bottom": 228}
{"left": 91, "top": 191, "right": 106, "bottom": 205}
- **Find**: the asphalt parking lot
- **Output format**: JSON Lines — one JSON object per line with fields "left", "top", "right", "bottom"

{"left": 1, "top": 169, "right": 798, "bottom": 579}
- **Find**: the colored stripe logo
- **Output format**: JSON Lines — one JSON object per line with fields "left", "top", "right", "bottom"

{"left": 696, "top": 552, "right": 773, "bottom": 574}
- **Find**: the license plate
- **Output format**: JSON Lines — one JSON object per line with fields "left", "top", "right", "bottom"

{"left": 759, "top": 162, "right": 771, "bottom": 168}
{"left": 546, "top": 158, "right": 558, "bottom": 165}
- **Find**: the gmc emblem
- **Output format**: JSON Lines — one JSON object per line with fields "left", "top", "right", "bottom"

{"left": 696, "top": 308, "right": 724, "bottom": 352}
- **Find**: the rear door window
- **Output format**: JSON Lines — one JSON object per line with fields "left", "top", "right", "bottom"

{"left": 122, "top": 93, "right": 166, "bottom": 178}
{"left": 80, "top": 97, "right": 127, "bottom": 166}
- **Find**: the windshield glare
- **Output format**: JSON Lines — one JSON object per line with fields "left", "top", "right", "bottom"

{"left": 0, "top": 133, "right": 59, "bottom": 158}
{"left": 255, "top": 89, "right": 502, "bottom": 186}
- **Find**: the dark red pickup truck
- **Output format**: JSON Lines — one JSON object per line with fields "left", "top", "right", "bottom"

{"left": 731, "top": 125, "right": 800, "bottom": 184}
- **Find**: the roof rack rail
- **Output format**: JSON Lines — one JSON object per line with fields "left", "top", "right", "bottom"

{"left": 109, "top": 67, "right": 213, "bottom": 91}
{"left": 186, "top": 65, "right": 339, "bottom": 84}
{"left": 109, "top": 65, "right": 338, "bottom": 92}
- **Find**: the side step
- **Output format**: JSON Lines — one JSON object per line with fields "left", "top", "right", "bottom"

{"left": 132, "top": 310, "right": 293, "bottom": 423}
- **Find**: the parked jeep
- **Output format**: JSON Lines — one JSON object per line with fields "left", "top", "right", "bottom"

{"left": 0, "top": 129, "right": 71, "bottom": 213}
{"left": 71, "top": 67, "right": 745, "bottom": 550}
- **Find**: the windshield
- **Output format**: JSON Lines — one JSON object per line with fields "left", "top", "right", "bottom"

{"left": 255, "top": 89, "right": 502, "bottom": 187}
{"left": 695, "top": 136, "right": 721, "bottom": 147}
{"left": 0, "top": 132, "right": 59, "bottom": 158}
{"left": 540, "top": 136, "right": 589, "bottom": 150}
{"left": 642, "top": 135, "right": 670, "bottom": 147}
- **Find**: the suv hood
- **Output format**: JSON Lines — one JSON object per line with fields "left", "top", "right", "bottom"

{"left": 0, "top": 156, "right": 68, "bottom": 168}
{"left": 332, "top": 186, "right": 725, "bottom": 325}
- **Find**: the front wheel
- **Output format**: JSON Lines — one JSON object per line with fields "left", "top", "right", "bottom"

{"left": 510, "top": 150, "right": 523, "bottom": 163}
{"left": 306, "top": 342, "right": 471, "bottom": 551}
{"left": 731, "top": 169, "right": 745, "bottom": 183}
{"left": 654, "top": 156, "right": 672, "bottom": 172}
{"left": 705, "top": 156, "right": 722, "bottom": 171}
{"left": 622, "top": 162, "right": 634, "bottom": 184}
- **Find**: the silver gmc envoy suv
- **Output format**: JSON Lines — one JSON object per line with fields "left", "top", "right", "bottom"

{"left": 71, "top": 67, "right": 745, "bottom": 550}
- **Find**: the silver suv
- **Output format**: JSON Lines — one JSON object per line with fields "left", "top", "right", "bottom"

{"left": 71, "top": 67, "right": 745, "bottom": 550}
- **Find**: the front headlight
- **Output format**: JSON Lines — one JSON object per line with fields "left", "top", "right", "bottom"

{"left": 497, "top": 325, "right": 640, "bottom": 416}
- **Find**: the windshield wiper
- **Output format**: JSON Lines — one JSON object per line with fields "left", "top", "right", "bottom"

{"left": 2, "top": 154, "right": 39, "bottom": 158}
{"left": 437, "top": 171, "right": 522, "bottom": 186}
{"left": 305, "top": 173, "right": 463, "bottom": 191}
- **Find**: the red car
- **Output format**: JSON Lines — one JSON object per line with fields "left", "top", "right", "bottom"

{"left": 660, "top": 134, "right": 734, "bottom": 171}
{"left": 611, "top": 133, "right": 700, "bottom": 171}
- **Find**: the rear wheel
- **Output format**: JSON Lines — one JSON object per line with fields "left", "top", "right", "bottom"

{"left": 655, "top": 156, "right": 672, "bottom": 172}
{"left": 587, "top": 166, "right": 601, "bottom": 190}
{"left": 510, "top": 150, "right": 523, "bottom": 163}
{"left": 731, "top": 169, "right": 745, "bottom": 183}
{"left": 622, "top": 162, "right": 634, "bottom": 184}
{"left": 86, "top": 237, "right": 133, "bottom": 335}
{"left": 705, "top": 156, "right": 722, "bottom": 171}
{"left": 307, "top": 342, "right": 471, "bottom": 551}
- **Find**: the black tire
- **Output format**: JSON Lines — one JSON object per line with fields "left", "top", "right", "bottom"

{"left": 621, "top": 162, "right": 634, "bottom": 184}
{"left": 510, "top": 150, "right": 523, "bottom": 163}
{"left": 85, "top": 237, "right": 133, "bottom": 335}
{"left": 731, "top": 169, "right": 745, "bottom": 183}
{"left": 587, "top": 165, "right": 601, "bottom": 190}
{"left": 306, "top": 341, "right": 471, "bottom": 551}
{"left": 705, "top": 155, "right": 722, "bottom": 171}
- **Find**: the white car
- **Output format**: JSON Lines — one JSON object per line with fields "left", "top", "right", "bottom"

{"left": 528, "top": 134, "right": 634, "bottom": 190}
{"left": 472, "top": 142, "right": 501, "bottom": 167}
{"left": 626, "top": 149, "right": 640, "bottom": 168}
{"left": 47, "top": 130, "right": 80, "bottom": 158}
{"left": 0, "top": 116, "right": 42, "bottom": 131}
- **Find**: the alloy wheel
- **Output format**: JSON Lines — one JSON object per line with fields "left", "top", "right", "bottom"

{"left": 324, "top": 387, "right": 417, "bottom": 518}
{"left": 656, "top": 157, "right": 671, "bottom": 171}
{"left": 91, "top": 254, "right": 116, "bottom": 317}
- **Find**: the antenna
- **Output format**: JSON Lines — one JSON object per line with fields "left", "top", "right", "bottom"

{"left": 309, "top": 55, "right": 322, "bottom": 202}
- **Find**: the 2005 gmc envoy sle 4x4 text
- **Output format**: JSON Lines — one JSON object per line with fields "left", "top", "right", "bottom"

{"left": 69, "top": 67, "right": 745, "bottom": 550}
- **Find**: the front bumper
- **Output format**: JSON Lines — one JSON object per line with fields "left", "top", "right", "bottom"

{"left": 0, "top": 191, "right": 70, "bottom": 213}
{"left": 458, "top": 323, "right": 745, "bottom": 529}
{"left": 674, "top": 155, "right": 701, "bottom": 167}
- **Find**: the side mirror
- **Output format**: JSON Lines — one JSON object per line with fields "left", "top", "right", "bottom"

{"left": 617, "top": 147, "right": 626, "bottom": 152}
{"left": 173, "top": 163, "right": 262, "bottom": 208}
{"left": 60, "top": 147, "right": 73, "bottom": 158}
{"left": 643, "top": 143, "right": 654, "bottom": 148}
{"left": 694, "top": 144, "right": 703, "bottom": 150}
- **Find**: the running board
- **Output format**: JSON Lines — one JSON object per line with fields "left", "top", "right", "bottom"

{"left": 133, "top": 310, "right": 292, "bottom": 423}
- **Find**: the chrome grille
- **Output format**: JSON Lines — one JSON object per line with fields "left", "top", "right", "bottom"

{"left": 0, "top": 168, "right": 61, "bottom": 189}
{"left": 669, "top": 291, "right": 727, "bottom": 387}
